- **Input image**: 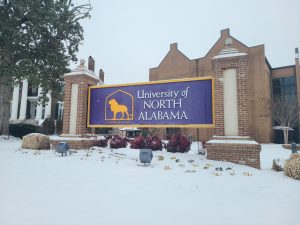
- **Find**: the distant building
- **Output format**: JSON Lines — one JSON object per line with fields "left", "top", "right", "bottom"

{"left": 9, "top": 79, "right": 56, "bottom": 125}
{"left": 9, "top": 56, "right": 104, "bottom": 126}
{"left": 149, "top": 28, "right": 300, "bottom": 143}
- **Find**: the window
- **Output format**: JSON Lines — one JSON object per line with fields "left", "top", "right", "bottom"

{"left": 55, "top": 102, "right": 64, "bottom": 120}
{"left": 272, "top": 76, "right": 296, "bottom": 97}
{"left": 166, "top": 128, "right": 180, "bottom": 135}
{"left": 272, "top": 75, "right": 298, "bottom": 143}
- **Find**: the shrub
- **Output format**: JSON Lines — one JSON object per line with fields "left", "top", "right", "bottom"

{"left": 109, "top": 135, "right": 128, "bottom": 149}
{"left": 284, "top": 154, "right": 300, "bottom": 180}
{"left": 55, "top": 120, "right": 63, "bottom": 135}
{"left": 272, "top": 158, "right": 285, "bottom": 171}
{"left": 177, "top": 135, "right": 191, "bottom": 152}
{"left": 145, "top": 135, "right": 163, "bottom": 151}
{"left": 130, "top": 136, "right": 146, "bottom": 149}
{"left": 21, "top": 133, "right": 50, "bottom": 150}
{"left": 166, "top": 134, "right": 191, "bottom": 153}
{"left": 9, "top": 123, "right": 40, "bottom": 138}
{"left": 95, "top": 139, "right": 108, "bottom": 148}
{"left": 39, "top": 118, "right": 63, "bottom": 135}
{"left": 41, "top": 118, "right": 55, "bottom": 134}
{"left": 129, "top": 135, "right": 163, "bottom": 150}
{"left": 166, "top": 135, "right": 179, "bottom": 153}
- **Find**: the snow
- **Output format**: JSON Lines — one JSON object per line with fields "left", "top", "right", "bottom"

{"left": 206, "top": 139, "right": 259, "bottom": 144}
{"left": 49, "top": 135, "right": 98, "bottom": 141}
{"left": 212, "top": 47, "right": 247, "bottom": 59}
{"left": 273, "top": 126, "right": 294, "bottom": 131}
{"left": 212, "top": 52, "right": 247, "bottom": 59}
{"left": 0, "top": 138, "right": 299, "bottom": 225}
{"left": 213, "top": 135, "right": 251, "bottom": 139}
{"left": 25, "top": 133, "right": 48, "bottom": 137}
{"left": 119, "top": 127, "right": 141, "bottom": 131}
{"left": 63, "top": 63, "right": 100, "bottom": 81}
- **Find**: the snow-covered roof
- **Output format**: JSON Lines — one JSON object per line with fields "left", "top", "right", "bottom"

{"left": 213, "top": 51, "right": 247, "bottom": 59}
{"left": 64, "top": 59, "right": 99, "bottom": 81}
{"left": 212, "top": 39, "right": 247, "bottom": 59}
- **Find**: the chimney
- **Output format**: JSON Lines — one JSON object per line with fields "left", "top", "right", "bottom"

{"left": 99, "top": 69, "right": 104, "bottom": 83}
{"left": 221, "top": 28, "right": 230, "bottom": 37}
{"left": 88, "top": 56, "right": 95, "bottom": 72}
{"left": 170, "top": 43, "right": 178, "bottom": 50}
{"left": 296, "top": 48, "right": 299, "bottom": 65}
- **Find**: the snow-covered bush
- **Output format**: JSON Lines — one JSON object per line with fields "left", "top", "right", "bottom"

{"left": 95, "top": 139, "right": 108, "bottom": 148}
{"left": 130, "top": 136, "right": 146, "bottom": 149}
{"left": 165, "top": 135, "right": 178, "bottom": 153}
{"left": 272, "top": 158, "right": 285, "bottom": 171}
{"left": 166, "top": 134, "right": 191, "bottom": 153}
{"left": 145, "top": 136, "right": 164, "bottom": 151}
{"left": 284, "top": 154, "right": 300, "bottom": 180}
{"left": 109, "top": 135, "right": 128, "bottom": 149}
{"left": 129, "top": 135, "right": 163, "bottom": 150}
{"left": 21, "top": 133, "right": 50, "bottom": 150}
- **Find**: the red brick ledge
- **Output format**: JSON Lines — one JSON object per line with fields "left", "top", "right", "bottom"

{"left": 206, "top": 136, "right": 261, "bottom": 169}
{"left": 50, "top": 136, "right": 97, "bottom": 150}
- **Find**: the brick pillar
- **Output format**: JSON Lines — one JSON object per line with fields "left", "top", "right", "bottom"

{"left": 62, "top": 77, "right": 72, "bottom": 134}
{"left": 62, "top": 59, "right": 100, "bottom": 136}
{"left": 207, "top": 41, "right": 260, "bottom": 169}
{"left": 211, "top": 53, "right": 249, "bottom": 136}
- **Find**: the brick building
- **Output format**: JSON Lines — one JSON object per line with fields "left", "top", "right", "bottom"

{"left": 9, "top": 56, "right": 104, "bottom": 128}
{"left": 149, "top": 28, "right": 300, "bottom": 143}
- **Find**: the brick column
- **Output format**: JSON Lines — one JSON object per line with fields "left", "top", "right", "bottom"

{"left": 211, "top": 54, "right": 249, "bottom": 136}
{"left": 62, "top": 59, "right": 100, "bottom": 136}
{"left": 62, "top": 77, "right": 72, "bottom": 134}
{"left": 207, "top": 40, "right": 260, "bottom": 169}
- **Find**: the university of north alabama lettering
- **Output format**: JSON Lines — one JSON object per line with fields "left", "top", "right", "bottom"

{"left": 137, "top": 93, "right": 189, "bottom": 121}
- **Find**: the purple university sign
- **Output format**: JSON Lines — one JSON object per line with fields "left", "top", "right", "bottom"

{"left": 88, "top": 77, "right": 214, "bottom": 128}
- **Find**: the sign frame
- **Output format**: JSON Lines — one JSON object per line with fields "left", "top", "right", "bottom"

{"left": 87, "top": 76, "right": 215, "bottom": 128}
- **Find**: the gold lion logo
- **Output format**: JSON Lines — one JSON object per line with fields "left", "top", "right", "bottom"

{"left": 108, "top": 98, "right": 132, "bottom": 120}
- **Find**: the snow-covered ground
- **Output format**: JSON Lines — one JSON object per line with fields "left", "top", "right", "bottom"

{"left": 0, "top": 137, "right": 299, "bottom": 225}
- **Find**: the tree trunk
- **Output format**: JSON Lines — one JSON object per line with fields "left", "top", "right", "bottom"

{"left": 0, "top": 78, "right": 13, "bottom": 135}
{"left": 283, "top": 129, "right": 289, "bottom": 144}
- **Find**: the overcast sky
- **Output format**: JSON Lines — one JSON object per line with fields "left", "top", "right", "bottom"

{"left": 73, "top": 0, "right": 300, "bottom": 85}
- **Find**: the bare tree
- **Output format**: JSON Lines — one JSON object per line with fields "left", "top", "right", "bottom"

{"left": 273, "top": 95, "right": 299, "bottom": 144}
